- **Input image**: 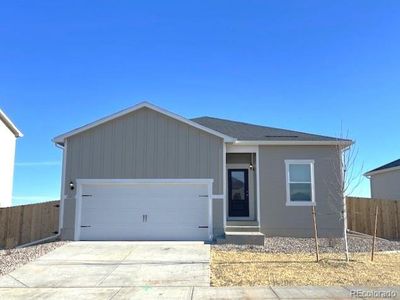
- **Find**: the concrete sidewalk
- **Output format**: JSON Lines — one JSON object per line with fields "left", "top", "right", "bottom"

{"left": 0, "top": 286, "right": 399, "bottom": 299}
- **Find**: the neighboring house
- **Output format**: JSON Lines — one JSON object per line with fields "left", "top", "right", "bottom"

{"left": 0, "top": 109, "right": 23, "bottom": 207}
{"left": 364, "top": 159, "right": 400, "bottom": 201}
{"left": 53, "top": 102, "right": 352, "bottom": 244}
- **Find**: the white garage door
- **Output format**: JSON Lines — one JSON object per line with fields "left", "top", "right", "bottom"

{"left": 76, "top": 179, "right": 212, "bottom": 241}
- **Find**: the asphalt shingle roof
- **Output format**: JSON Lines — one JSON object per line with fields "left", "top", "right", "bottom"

{"left": 366, "top": 159, "right": 400, "bottom": 174}
{"left": 191, "top": 116, "right": 349, "bottom": 142}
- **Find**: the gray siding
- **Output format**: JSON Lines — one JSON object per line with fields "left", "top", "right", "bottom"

{"left": 213, "top": 199, "right": 224, "bottom": 237}
{"left": 371, "top": 170, "right": 400, "bottom": 200}
{"left": 62, "top": 107, "right": 224, "bottom": 239}
{"left": 259, "top": 145, "right": 343, "bottom": 237}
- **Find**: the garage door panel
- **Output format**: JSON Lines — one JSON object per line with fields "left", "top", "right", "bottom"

{"left": 81, "top": 210, "right": 143, "bottom": 225}
{"left": 78, "top": 181, "right": 211, "bottom": 241}
{"left": 82, "top": 211, "right": 206, "bottom": 226}
{"left": 81, "top": 226, "right": 208, "bottom": 241}
{"left": 80, "top": 224, "right": 209, "bottom": 241}
{"left": 82, "top": 198, "right": 208, "bottom": 213}
{"left": 84, "top": 184, "right": 207, "bottom": 197}
{"left": 147, "top": 211, "right": 207, "bottom": 224}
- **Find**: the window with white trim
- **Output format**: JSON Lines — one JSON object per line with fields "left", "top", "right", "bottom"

{"left": 285, "top": 160, "right": 315, "bottom": 206}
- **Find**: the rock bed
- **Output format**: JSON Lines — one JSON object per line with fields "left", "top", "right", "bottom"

{"left": 0, "top": 241, "right": 68, "bottom": 276}
{"left": 213, "top": 233, "right": 400, "bottom": 253}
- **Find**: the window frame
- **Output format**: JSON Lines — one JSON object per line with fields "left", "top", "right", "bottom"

{"left": 285, "top": 159, "right": 316, "bottom": 206}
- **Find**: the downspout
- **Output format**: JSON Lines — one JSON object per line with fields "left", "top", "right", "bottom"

{"left": 55, "top": 141, "right": 66, "bottom": 240}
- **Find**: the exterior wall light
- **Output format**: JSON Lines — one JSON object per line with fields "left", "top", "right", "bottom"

{"left": 69, "top": 181, "right": 75, "bottom": 190}
{"left": 249, "top": 153, "right": 255, "bottom": 170}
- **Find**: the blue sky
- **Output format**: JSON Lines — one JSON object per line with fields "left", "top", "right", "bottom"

{"left": 1, "top": 1, "right": 399, "bottom": 205}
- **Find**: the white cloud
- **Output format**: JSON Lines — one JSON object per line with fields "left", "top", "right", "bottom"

{"left": 13, "top": 196, "right": 57, "bottom": 201}
{"left": 15, "top": 161, "right": 61, "bottom": 167}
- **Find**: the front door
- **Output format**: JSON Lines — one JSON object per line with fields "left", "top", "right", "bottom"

{"left": 228, "top": 169, "right": 249, "bottom": 217}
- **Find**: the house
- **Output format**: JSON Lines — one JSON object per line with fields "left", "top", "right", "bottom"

{"left": 53, "top": 102, "right": 352, "bottom": 244}
{"left": 0, "top": 109, "right": 23, "bottom": 207}
{"left": 364, "top": 159, "right": 400, "bottom": 201}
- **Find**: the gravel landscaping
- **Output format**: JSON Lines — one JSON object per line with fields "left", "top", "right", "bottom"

{"left": 213, "top": 233, "right": 400, "bottom": 253}
{"left": 0, "top": 241, "right": 68, "bottom": 276}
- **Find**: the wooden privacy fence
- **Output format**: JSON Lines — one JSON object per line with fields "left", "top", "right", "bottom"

{"left": 0, "top": 200, "right": 60, "bottom": 249}
{"left": 347, "top": 197, "right": 400, "bottom": 240}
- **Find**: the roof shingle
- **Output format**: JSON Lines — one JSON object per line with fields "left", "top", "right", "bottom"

{"left": 191, "top": 116, "right": 349, "bottom": 142}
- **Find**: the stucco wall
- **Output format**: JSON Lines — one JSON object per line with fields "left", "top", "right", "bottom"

{"left": 0, "top": 121, "right": 16, "bottom": 207}
{"left": 61, "top": 107, "right": 224, "bottom": 239}
{"left": 370, "top": 170, "right": 400, "bottom": 200}
{"left": 259, "top": 145, "right": 343, "bottom": 237}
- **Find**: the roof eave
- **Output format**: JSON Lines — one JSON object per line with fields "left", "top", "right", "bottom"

{"left": 0, "top": 109, "right": 23, "bottom": 138}
{"left": 364, "top": 165, "right": 400, "bottom": 177}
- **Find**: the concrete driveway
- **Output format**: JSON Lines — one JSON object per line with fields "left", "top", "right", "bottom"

{"left": 0, "top": 241, "right": 210, "bottom": 298}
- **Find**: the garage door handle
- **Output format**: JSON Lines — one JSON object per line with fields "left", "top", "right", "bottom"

{"left": 198, "top": 195, "right": 209, "bottom": 198}
{"left": 81, "top": 225, "right": 91, "bottom": 228}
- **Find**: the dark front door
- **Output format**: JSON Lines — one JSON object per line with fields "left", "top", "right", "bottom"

{"left": 228, "top": 169, "right": 249, "bottom": 217}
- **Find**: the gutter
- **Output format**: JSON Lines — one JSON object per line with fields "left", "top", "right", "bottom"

{"left": 0, "top": 109, "right": 23, "bottom": 138}
{"left": 364, "top": 165, "right": 400, "bottom": 177}
{"left": 232, "top": 140, "right": 354, "bottom": 147}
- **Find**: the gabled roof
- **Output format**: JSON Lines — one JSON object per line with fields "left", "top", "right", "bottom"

{"left": 53, "top": 102, "right": 235, "bottom": 146}
{"left": 0, "top": 109, "right": 23, "bottom": 137}
{"left": 364, "top": 159, "right": 400, "bottom": 176}
{"left": 192, "top": 116, "right": 352, "bottom": 145}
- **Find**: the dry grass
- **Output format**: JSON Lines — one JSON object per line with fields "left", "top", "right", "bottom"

{"left": 211, "top": 249, "right": 400, "bottom": 287}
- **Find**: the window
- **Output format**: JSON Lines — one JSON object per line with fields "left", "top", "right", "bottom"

{"left": 285, "top": 160, "right": 315, "bottom": 206}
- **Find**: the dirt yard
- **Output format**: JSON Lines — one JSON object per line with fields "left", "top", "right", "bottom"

{"left": 211, "top": 249, "right": 400, "bottom": 286}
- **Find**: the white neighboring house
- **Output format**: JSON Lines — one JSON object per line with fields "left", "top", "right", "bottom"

{"left": 364, "top": 159, "right": 400, "bottom": 201}
{"left": 0, "top": 109, "right": 23, "bottom": 207}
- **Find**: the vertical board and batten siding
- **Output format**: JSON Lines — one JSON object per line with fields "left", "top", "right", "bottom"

{"left": 258, "top": 145, "right": 344, "bottom": 237}
{"left": 62, "top": 107, "right": 224, "bottom": 239}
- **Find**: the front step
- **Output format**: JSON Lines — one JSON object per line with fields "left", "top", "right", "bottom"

{"left": 225, "top": 225, "right": 260, "bottom": 232}
{"left": 217, "top": 232, "right": 265, "bottom": 245}
{"left": 226, "top": 220, "right": 258, "bottom": 226}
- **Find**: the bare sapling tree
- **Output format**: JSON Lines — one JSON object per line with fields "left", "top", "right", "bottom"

{"left": 327, "top": 127, "right": 364, "bottom": 262}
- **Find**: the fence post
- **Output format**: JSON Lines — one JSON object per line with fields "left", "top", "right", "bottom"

{"left": 371, "top": 204, "right": 379, "bottom": 262}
